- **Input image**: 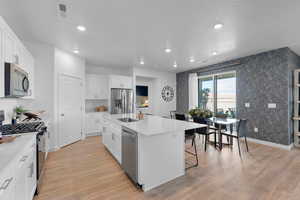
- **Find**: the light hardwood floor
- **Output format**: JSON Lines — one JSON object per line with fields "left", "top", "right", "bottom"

{"left": 34, "top": 136, "right": 300, "bottom": 200}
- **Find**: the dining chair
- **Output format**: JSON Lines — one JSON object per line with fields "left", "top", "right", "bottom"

{"left": 175, "top": 113, "right": 198, "bottom": 169}
{"left": 193, "top": 117, "right": 217, "bottom": 151}
{"left": 220, "top": 119, "right": 248, "bottom": 156}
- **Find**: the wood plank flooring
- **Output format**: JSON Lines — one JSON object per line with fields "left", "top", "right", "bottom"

{"left": 34, "top": 136, "right": 300, "bottom": 200}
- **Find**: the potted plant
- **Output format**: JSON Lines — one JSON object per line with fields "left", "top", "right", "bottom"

{"left": 14, "top": 106, "right": 27, "bottom": 121}
{"left": 188, "top": 107, "right": 213, "bottom": 124}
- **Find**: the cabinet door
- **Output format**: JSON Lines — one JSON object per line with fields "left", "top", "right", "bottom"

{"left": 102, "top": 125, "right": 112, "bottom": 149}
{"left": 97, "top": 76, "right": 108, "bottom": 99}
{"left": 110, "top": 122, "right": 122, "bottom": 163}
{"left": 26, "top": 145, "right": 36, "bottom": 200}
{"left": 15, "top": 154, "right": 29, "bottom": 200}
{"left": 14, "top": 42, "right": 24, "bottom": 67}
{"left": 0, "top": 25, "right": 4, "bottom": 97}
{"left": 0, "top": 167, "right": 15, "bottom": 200}
{"left": 110, "top": 76, "right": 123, "bottom": 88}
{"left": 121, "top": 76, "right": 132, "bottom": 89}
{"left": 114, "top": 133, "right": 122, "bottom": 164}
{"left": 3, "top": 31, "right": 16, "bottom": 63}
{"left": 85, "top": 75, "right": 94, "bottom": 99}
{"left": 110, "top": 75, "right": 132, "bottom": 89}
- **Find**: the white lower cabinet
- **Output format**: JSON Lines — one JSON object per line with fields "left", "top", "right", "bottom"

{"left": 15, "top": 154, "right": 28, "bottom": 200}
{"left": 0, "top": 137, "right": 36, "bottom": 200}
{"left": 102, "top": 117, "right": 122, "bottom": 164}
{"left": 27, "top": 143, "right": 37, "bottom": 200}
{"left": 85, "top": 113, "right": 106, "bottom": 136}
{"left": 0, "top": 167, "right": 14, "bottom": 200}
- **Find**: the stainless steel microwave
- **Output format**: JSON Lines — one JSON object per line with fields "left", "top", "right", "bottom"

{"left": 5, "top": 63, "right": 29, "bottom": 97}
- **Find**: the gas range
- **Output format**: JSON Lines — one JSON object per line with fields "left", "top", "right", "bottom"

{"left": 0, "top": 122, "right": 45, "bottom": 135}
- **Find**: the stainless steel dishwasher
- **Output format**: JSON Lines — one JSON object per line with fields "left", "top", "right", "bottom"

{"left": 121, "top": 127, "right": 139, "bottom": 185}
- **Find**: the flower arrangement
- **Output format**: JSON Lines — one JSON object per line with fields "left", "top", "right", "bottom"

{"left": 188, "top": 107, "right": 213, "bottom": 119}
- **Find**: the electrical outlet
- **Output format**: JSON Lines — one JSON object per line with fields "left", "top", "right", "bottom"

{"left": 268, "top": 103, "right": 276, "bottom": 109}
{"left": 245, "top": 103, "right": 250, "bottom": 108}
{"left": 254, "top": 127, "right": 258, "bottom": 133}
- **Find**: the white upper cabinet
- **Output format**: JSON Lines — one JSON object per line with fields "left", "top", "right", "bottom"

{"left": 3, "top": 30, "right": 15, "bottom": 64}
{"left": 86, "top": 74, "right": 108, "bottom": 99}
{"left": 0, "top": 23, "right": 4, "bottom": 97}
{"left": 0, "top": 16, "right": 35, "bottom": 98}
{"left": 109, "top": 75, "right": 132, "bottom": 89}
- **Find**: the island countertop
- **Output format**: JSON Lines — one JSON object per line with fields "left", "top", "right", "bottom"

{"left": 103, "top": 113, "right": 207, "bottom": 136}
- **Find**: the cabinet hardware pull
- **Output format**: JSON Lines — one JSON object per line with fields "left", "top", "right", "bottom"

{"left": 28, "top": 163, "right": 34, "bottom": 178}
{"left": 0, "top": 178, "right": 13, "bottom": 190}
{"left": 20, "top": 155, "right": 28, "bottom": 162}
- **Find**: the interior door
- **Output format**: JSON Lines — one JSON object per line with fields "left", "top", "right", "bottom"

{"left": 59, "top": 74, "right": 83, "bottom": 147}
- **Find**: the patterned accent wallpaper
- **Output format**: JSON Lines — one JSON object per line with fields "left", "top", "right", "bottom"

{"left": 176, "top": 48, "right": 300, "bottom": 145}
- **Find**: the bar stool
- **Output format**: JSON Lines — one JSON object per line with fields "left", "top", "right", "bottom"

{"left": 175, "top": 113, "right": 198, "bottom": 169}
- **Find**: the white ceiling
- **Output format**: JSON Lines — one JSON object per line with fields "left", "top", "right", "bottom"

{"left": 1, "top": 0, "right": 300, "bottom": 72}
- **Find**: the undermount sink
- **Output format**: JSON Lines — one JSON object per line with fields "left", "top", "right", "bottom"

{"left": 118, "top": 118, "right": 139, "bottom": 123}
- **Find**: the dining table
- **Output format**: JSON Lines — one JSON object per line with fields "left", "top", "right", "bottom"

{"left": 208, "top": 117, "right": 239, "bottom": 150}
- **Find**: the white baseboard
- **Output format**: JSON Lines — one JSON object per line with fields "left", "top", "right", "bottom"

{"left": 86, "top": 132, "right": 102, "bottom": 137}
{"left": 48, "top": 146, "right": 60, "bottom": 152}
{"left": 247, "top": 137, "right": 294, "bottom": 151}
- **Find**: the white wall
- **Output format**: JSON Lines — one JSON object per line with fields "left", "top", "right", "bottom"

{"left": 0, "top": 99, "right": 18, "bottom": 124}
{"left": 53, "top": 48, "right": 85, "bottom": 150}
{"left": 86, "top": 65, "right": 131, "bottom": 76}
{"left": 133, "top": 68, "right": 176, "bottom": 117}
{"left": 19, "top": 40, "right": 55, "bottom": 147}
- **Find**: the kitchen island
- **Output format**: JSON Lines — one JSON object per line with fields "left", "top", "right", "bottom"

{"left": 101, "top": 113, "right": 206, "bottom": 191}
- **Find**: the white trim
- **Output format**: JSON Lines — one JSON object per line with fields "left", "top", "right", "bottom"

{"left": 86, "top": 132, "right": 102, "bottom": 137}
{"left": 48, "top": 146, "right": 60, "bottom": 152}
{"left": 197, "top": 70, "right": 236, "bottom": 78}
{"left": 198, "top": 71, "right": 236, "bottom": 113}
{"left": 247, "top": 137, "right": 294, "bottom": 151}
{"left": 58, "top": 73, "right": 83, "bottom": 148}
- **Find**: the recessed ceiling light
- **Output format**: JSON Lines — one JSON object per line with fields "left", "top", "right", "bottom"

{"left": 77, "top": 25, "right": 86, "bottom": 32}
{"left": 173, "top": 62, "right": 177, "bottom": 68}
{"left": 140, "top": 60, "right": 145, "bottom": 65}
{"left": 165, "top": 48, "right": 172, "bottom": 53}
{"left": 212, "top": 51, "right": 218, "bottom": 56}
{"left": 73, "top": 49, "right": 79, "bottom": 54}
{"left": 189, "top": 57, "right": 195, "bottom": 63}
{"left": 214, "top": 23, "right": 224, "bottom": 30}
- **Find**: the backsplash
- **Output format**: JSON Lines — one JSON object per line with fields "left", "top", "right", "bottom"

{"left": 0, "top": 99, "right": 19, "bottom": 124}
{"left": 85, "top": 99, "right": 108, "bottom": 113}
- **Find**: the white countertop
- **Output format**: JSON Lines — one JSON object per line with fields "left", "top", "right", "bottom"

{"left": 0, "top": 133, "right": 36, "bottom": 172}
{"left": 103, "top": 113, "right": 207, "bottom": 136}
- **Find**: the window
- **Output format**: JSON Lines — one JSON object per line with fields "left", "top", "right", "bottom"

{"left": 198, "top": 72, "right": 236, "bottom": 118}
{"left": 136, "top": 85, "right": 149, "bottom": 108}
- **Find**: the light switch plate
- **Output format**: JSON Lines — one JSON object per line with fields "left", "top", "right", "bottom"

{"left": 245, "top": 103, "right": 250, "bottom": 108}
{"left": 268, "top": 103, "right": 276, "bottom": 109}
{"left": 254, "top": 127, "right": 258, "bottom": 132}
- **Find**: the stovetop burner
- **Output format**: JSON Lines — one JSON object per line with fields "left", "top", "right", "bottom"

{"left": 0, "top": 122, "right": 45, "bottom": 135}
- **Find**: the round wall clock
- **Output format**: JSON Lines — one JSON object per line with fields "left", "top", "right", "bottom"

{"left": 161, "top": 86, "right": 174, "bottom": 102}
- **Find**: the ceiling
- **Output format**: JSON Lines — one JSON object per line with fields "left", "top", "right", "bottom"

{"left": 1, "top": 0, "right": 300, "bottom": 72}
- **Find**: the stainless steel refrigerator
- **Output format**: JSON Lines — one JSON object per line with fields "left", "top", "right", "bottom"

{"left": 110, "top": 89, "right": 134, "bottom": 114}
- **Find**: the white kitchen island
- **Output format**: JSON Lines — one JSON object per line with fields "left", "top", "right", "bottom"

{"left": 101, "top": 113, "right": 206, "bottom": 191}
